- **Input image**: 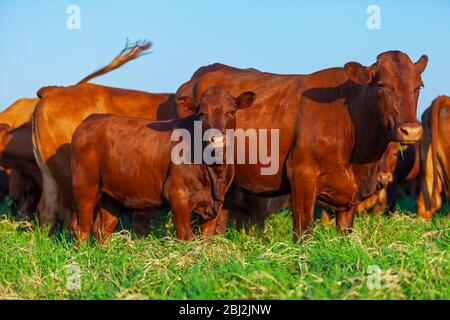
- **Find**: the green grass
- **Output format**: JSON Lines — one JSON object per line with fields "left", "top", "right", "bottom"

{"left": 0, "top": 198, "right": 448, "bottom": 300}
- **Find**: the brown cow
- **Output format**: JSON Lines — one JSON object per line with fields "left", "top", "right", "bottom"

{"left": 0, "top": 98, "right": 37, "bottom": 127}
{"left": 71, "top": 87, "right": 255, "bottom": 241}
{"left": 0, "top": 122, "right": 42, "bottom": 217}
{"left": 177, "top": 51, "right": 427, "bottom": 241}
{"left": 416, "top": 96, "right": 450, "bottom": 219}
{"left": 0, "top": 100, "right": 37, "bottom": 206}
{"left": 32, "top": 41, "right": 182, "bottom": 230}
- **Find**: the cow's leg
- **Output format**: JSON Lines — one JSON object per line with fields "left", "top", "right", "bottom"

{"left": 417, "top": 178, "right": 442, "bottom": 220}
{"left": 417, "top": 151, "right": 442, "bottom": 220}
{"left": 73, "top": 193, "right": 99, "bottom": 242}
{"left": 170, "top": 198, "right": 193, "bottom": 241}
{"left": 93, "top": 208, "right": 119, "bottom": 243}
{"left": 38, "top": 172, "right": 60, "bottom": 230}
{"left": 372, "top": 189, "right": 387, "bottom": 215}
{"left": 290, "top": 173, "right": 316, "bottom": 242}
{"left": 336, "top": 207, "right": 355, "bottom": 234}
{"left": 91, "top": 196, "right": 121, "bottom": 242}
{"left": 386, "top": 183, "right": 397, "bottom": 213}
{"left": 72, "top": 177, "right": 101, "bottom": 242}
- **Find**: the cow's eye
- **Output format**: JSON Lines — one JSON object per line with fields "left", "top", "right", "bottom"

{"left": 377, "top": 83, "right": 386, "bottom": 90}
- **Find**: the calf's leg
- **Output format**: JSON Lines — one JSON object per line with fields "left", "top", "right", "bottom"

{"left": 290, "top": 172, "right": 316, "bottom": 242}
{"left": 93, "top": 197, "right": 120, "bottom": 242}
{"left": 170, "top": 198, "right": 194, "bottom": 241}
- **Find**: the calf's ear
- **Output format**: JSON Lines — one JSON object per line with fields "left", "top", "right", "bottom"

{"left": 415, "top": 55, "right": 428, "bottom": 74}
{"left": 235, "top": 91, "right": 256, "bottom": 109}
{"left": 176, "top": 96, "right": 197, "bottom": 115}
{"left": 344, "top": 62, "right": 375, "bottom": 85}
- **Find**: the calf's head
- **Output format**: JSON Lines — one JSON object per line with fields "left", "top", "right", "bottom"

{"left": 177, "top": 86, "right": 256, "bottom": 148}
{"left": 344, "top": 51, "right": 427, "bottom": 144}
{"left": 378, "top": 142, "right": 400, "bottom": 188}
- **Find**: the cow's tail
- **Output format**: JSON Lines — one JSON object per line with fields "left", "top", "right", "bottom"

{"left": 429, "top": 96, "right": 443, "bottom": 208}
{"left": 76, "top": 39, "right": 152, "bottom": 85}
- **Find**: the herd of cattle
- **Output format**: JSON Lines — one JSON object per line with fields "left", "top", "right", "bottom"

{"left": 0, "top": 41, "right": 448, "bottom": 242}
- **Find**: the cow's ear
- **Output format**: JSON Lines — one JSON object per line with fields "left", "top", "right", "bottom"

{"left": 415, "top": 55, "right": 428, "bottom": 74}
{"left": 235, "top": 91, "right": 256, "bottom": 109}
{"left": 344, "top": 62, "right": 375, "bottom": 85}
{"left": 177, "top": 96, "right": 196, "bottom": 115}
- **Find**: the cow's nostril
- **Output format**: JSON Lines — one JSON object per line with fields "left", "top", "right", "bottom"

{"left": 396, "top": 123, "right": 423, "bottom": 143}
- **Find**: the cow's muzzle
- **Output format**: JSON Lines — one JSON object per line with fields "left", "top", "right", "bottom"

{"left": 395, "top": 122, "right": 422, "bottom": 145}
{"left": 208, "top": 134, "right": 226, "bottom": 149}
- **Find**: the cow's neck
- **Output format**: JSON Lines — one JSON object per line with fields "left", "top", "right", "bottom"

{"left": 348, "top": 84, "right": 389, "bottom": 165}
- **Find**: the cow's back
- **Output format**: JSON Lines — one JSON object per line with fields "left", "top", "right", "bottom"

{"left": 0, "top": 98, "right": 38, "bottom": 128}
{"left": 72, "top": 114, "right": 173, "bottom": 209}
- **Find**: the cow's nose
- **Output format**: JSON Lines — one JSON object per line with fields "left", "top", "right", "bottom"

{"left": 396, "top": 122, "right": 422, "bottom": 144}
{"left": 209, "top": 135, "right": 226, "bottom": 148}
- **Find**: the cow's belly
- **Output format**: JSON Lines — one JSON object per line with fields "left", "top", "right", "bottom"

{"left": 101, "top": 156, "right": 169, "bottom": 210}
{"left": 233, "top": 163, "right": 286, "bottom": 193}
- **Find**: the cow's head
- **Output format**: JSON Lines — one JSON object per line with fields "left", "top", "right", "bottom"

{"left": 378, "top": 142, "right": 400, "bottom": 188}
{"left": 177, "top": 86, "right": 256, "bottom": 148}
{"left": 344, "top": 51, "right": 427, "bottom": 144}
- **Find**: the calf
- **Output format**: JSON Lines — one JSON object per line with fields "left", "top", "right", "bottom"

{"left": 416, "top": 96, "right": 450, "bottom": 219}
{"left": 386, "top": 143, "right": 419, "bottom": 212}
{"left": 71, "top": 87, "right": 255, "bottom": 241}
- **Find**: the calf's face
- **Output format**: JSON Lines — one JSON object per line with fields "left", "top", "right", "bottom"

{"left": 177, "top": 87, "right": 256, "bottom": 148}
{"left": 345, "top": 51, "right": 427, "bottom": 144}
{"left": 378, "top": 142, "right": 399, "bottom": 187}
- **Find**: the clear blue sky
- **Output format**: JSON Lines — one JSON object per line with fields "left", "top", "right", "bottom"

{"left": 0, "top": 0, "right": 449, "bottom": 116}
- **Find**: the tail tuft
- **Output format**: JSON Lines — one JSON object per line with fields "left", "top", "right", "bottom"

{"left": 77, "top": 39, "right": 152, "bottom": 85}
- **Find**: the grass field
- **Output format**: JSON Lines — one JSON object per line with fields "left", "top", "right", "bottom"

{"left": 0, "top": 198, "right": 448, "bottom": 300}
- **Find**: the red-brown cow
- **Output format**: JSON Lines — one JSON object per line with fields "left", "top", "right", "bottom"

{"left": 416, "top": 96, "right": 450, "bottom": 219}
{"left": 71, "top": 87, "right": 255, "bottom": 242}
{"left": 0, "top": 122, "right": 42, "bottom": 217}
{"left": 177, "top": 51, "right": 427, "bottom": 241}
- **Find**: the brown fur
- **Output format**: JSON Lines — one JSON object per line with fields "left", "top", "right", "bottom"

{"left": 416, "top": 96, "right": 450, "bottom": 219}
{"left": 0, "top": 122, "right": 42, "bottom": 217}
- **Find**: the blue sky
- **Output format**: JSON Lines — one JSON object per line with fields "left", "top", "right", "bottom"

{"left": 0, "top": 0, "right": 449, "bottom": 116}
